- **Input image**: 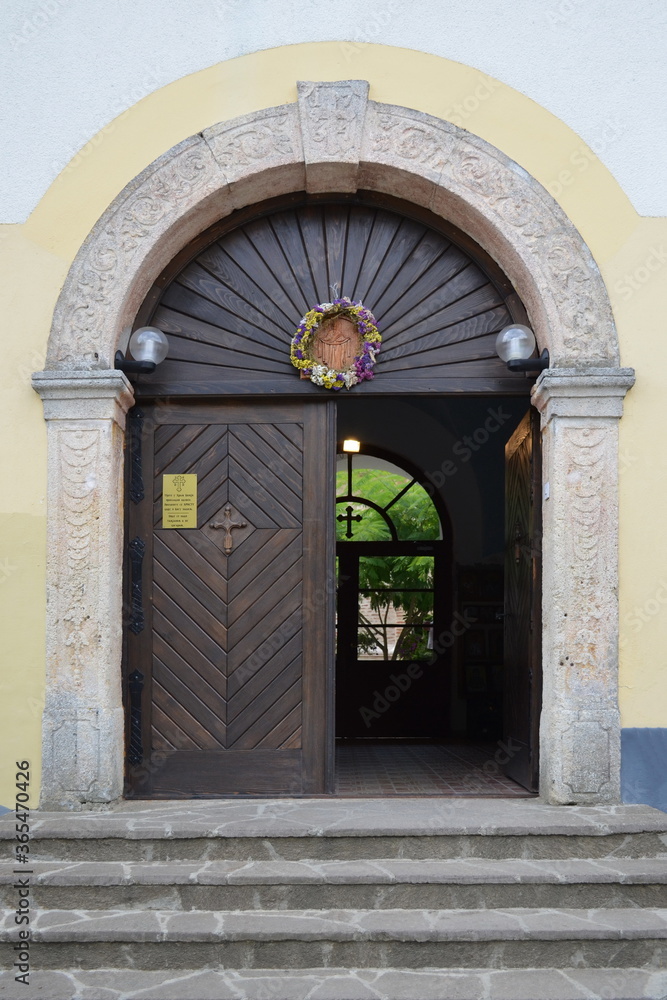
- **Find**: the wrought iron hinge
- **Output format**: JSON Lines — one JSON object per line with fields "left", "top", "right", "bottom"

{"left": 129, "top": 407, "right": 145, "bottom": 504}
{"left": 128, "top": 537, "right": 146, "bottom": 634}
{"left": 127, "top": 669, "right": 144, "bottom": 766}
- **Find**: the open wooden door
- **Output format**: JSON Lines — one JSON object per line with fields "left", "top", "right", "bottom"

{"left": 124, "top": 399, "right": 334, "bottom": 797}
{"left": 503, "top": 409, "right": 542, "bottom": 792}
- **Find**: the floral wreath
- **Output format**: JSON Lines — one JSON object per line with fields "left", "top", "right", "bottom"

{"left": 290, "top": 296, "right": 381, "bottom": 390}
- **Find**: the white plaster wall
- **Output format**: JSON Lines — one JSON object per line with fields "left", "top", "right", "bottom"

{"left": 1, "top": 0, "right": 665, "bottom": 222}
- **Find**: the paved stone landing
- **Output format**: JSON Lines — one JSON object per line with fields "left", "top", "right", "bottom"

{"left": 1, "top": 798, "right": 665, "bottom": 840}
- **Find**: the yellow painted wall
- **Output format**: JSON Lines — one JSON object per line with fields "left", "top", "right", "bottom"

{"left": 2, "top": 42, "right": 664, "bottom": 806}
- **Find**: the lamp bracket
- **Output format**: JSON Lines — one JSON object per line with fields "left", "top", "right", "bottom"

{"left": 507, "top": 348, "right": 550, "bottom": 373}
{"left": 114, "top": 350, "right": 157, "bottom": 375}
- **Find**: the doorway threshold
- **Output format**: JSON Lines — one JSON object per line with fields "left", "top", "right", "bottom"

{"left": 335, "top": 741, "right": 533, "bottom": 797}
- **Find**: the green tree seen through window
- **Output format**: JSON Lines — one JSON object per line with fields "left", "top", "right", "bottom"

{"left": 336, "top": 467, "right": 440, "bottom": 660}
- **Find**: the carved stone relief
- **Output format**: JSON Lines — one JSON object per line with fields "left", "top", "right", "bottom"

{"left": 203, "top": 104, "right": 305, "bottom": 205}
{"left": 298, "top": 80, "right": 368, "bottom": 160}
{"left": 297, "top": 80, "right": 369, "bottom": 191}
{"left": 47, "top": 137, "right": 228, "bottom": 370}
{"left": 58, "top": 429, "right": 100, "bottom": 686}
{"left": 47, "top": 86, "right": 619, "bottom": 373}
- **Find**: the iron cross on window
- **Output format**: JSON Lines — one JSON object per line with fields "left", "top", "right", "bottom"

{"left": 337, "top": 504, "right": 362, "bottom": 539}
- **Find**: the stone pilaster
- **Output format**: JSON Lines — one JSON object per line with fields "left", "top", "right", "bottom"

{"left": 32, "top": 371, "right": 134, "bottom": 809}
{"left": 532, "top": 368, "right": 635, "bottom": 804}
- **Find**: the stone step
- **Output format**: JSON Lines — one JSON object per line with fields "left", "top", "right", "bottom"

{"left": 23, "top": 831, "right": 667, "bottom": 863}
{"left": 2, "top": 966, "right": 667, "bottom": 1000}
{"left": 2, "top": 857, "right": 665, "bottom": 910}
{"left": 3, "top": 799, "right": 665, "bottom": 862}
{"left": 2, "top": 906, "right": 666, "bottom": 970}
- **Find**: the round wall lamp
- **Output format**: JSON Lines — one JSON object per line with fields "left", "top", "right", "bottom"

{"left": 495, "top": 324, "right": 549, "bottom": 373}
{"left": 115, "top": 327, "right": 169, "bottom": 375}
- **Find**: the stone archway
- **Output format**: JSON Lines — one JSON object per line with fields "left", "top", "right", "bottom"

{"left": 33, "top": 80, "right": 634, "bottom": 808}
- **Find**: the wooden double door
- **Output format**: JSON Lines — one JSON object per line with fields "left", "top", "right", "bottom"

{"left": 124, "top": 400, "right": 334, "bottom": 796}
{"left": 124, "top": 398, "right": 542, "bottom": 797}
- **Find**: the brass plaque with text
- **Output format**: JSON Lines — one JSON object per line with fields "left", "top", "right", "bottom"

{"left": 162, "top": 474, "right": 197, "bottom": 529}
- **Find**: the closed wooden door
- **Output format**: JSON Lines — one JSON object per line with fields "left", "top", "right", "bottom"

{"left": 503, "top": 409, "right": 542, "bottom": 792}
{"left": 124, "top": 400, "right": 334, "bottom": 796}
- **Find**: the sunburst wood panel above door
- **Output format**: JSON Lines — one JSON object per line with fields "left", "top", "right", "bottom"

{"left": 138, "top": 202, "right": 528, "bottom": 395}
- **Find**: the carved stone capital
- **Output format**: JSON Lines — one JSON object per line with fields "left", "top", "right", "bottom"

{"left": 297, "top": 80, "right": 369, "bottom": 192}
{"left": 532, "top": 368, "right": 636, "bottom": 422}
{"left": 32, "top": 369, "right": 135, "bottom": 423}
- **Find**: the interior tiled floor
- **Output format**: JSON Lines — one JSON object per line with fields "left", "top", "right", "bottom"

{"left": 334, "top": 742, "right": 534, "bottom": 796}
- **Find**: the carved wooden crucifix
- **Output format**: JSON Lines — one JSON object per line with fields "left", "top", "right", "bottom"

{"left": 209, "top": 504, "right": 247, "bottom": 554}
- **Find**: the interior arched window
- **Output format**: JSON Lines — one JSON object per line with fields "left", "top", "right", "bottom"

{"left": 335, "top": 450, "right": 444, "bottom": 663}
{"left": 335, "top": 452, "right": 442, "bottom": 542}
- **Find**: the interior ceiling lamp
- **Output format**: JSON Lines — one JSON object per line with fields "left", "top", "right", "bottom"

{"left": 115, "top": 327, "right": 169, "bottom": 375}
{"left": 495, "top": 324, "right": 549, "bottom": 373}
{"left": 342, "top": 439, "right": 361, "bottom": 453}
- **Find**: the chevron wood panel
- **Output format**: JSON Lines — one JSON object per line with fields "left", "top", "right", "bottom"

{"left": 136, "top": 201, "right": 530, "bottom": 396}
{"left": 148, "top": 416, "right": 304, "bottom": 759}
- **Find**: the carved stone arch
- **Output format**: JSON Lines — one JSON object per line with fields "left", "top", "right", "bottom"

{"left": 46, "top": 83, "right": 618, "bottom": 370}
{"left": 33, "top": 81, "right": 633, "bottom": 809}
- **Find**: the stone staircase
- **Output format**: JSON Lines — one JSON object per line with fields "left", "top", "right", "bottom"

{"left": 1, "top": 798, "right": 666, "bottom": 999}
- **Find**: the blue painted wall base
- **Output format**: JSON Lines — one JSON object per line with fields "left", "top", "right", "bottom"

{"left": 621, "top": 728, "right": 667, "bottom": 813}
